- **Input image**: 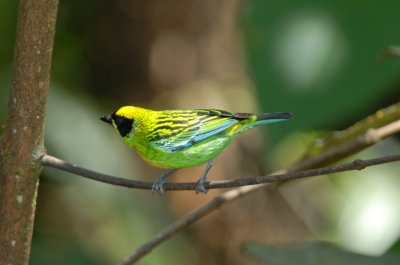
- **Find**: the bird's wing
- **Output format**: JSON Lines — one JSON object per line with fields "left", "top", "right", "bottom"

{"left": 149, "top": 109, "right": 246, "bottom": 152}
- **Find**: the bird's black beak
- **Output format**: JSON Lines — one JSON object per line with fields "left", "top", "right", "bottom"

{"left": 100, "top": 114, "right": 113, "bottom": 124}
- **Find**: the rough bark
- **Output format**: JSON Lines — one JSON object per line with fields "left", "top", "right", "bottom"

{"left": 0, "top": 0, "right": 58, "bottom": 264}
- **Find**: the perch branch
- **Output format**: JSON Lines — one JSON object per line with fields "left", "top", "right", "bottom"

{"left": 41, "top": 154, "right": 400, "bottom": 191}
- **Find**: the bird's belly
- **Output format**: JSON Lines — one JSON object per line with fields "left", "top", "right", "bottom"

{"left": 137, "top": 136, "right": 232, "bottom": 169}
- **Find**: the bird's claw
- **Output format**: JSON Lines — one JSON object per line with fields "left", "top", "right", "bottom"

{"left": 151, "top": 169, "right": 177, "bottom": 195}
{"left": 195, "top": 181, "right": 208, "bottom": 194}
{"left": 151, "top": 180, "right": 166, "bottom": 196}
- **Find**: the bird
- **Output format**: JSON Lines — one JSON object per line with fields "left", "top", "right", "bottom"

{"left": 100, "top": 106, "right": 292, "bottom": 195}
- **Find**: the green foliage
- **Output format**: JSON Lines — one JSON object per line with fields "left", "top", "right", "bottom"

{"left": 243, "top": 0, "right": 400, "bottom": 144}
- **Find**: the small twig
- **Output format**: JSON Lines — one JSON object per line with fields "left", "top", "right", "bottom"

{"left": 296, "top": 102, "right": 400, "bottom": 168}
{"left": 290, "top": 119, "right": 400, "bottom": 171}
{"left": 118, "top": 154, "right": 400, "bottom": 265}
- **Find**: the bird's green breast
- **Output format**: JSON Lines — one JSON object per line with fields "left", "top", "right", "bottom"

{"left": 124, "top": 132, "right": 234, "bottom": 169}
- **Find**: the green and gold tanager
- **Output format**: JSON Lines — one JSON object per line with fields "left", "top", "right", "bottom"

{"left": 101, "top": 106, "right": 291, "bottom": 195}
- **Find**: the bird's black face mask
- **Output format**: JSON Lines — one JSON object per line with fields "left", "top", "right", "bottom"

{"left": 101, "top": 112, "right": 133, "bottom": 137}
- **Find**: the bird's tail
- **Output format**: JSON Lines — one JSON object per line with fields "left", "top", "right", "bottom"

{"left": 249, "top": 112, "right": 292, "bottom": 128}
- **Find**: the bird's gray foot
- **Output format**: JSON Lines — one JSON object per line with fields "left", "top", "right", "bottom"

{"left": 151, "top": 169, "right": 177, "bottom": 195}
{"left": 151, "top": 178, "right": 166, "bottom": 195}
{"left": 195, "top": 178, "right": 208, "bottom": 194}
{"left": 195, "top": 158, "right": 216, "bottom": 194}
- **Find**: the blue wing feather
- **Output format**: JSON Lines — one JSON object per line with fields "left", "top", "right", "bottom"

{"left": 151, "top": 110, "right": 240, "bottom": 152}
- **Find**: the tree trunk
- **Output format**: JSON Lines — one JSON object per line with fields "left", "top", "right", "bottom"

{"left": 0, "top": 0, "right": 58, "bottom": 264}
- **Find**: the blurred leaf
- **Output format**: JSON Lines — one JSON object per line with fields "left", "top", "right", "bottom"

{"left": 243, "top": 242, "right": 400, "bottom": 265}
{"left": 242, "top": 0, "right": 400, "bottom": 145}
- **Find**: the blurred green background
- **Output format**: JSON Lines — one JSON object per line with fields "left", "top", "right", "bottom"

{"left": 1, "top": 0, "right": 400, "bottom": 264}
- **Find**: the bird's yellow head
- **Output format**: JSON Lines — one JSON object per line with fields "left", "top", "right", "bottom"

{"left": 100, "top": 106, "right": 148, "bottom": 137}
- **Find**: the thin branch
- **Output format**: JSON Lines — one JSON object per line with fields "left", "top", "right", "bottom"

{"left": 296, "top": 102, "right": 400, "bottom": 168}
{"left": 118, "top": 154, "right": 400, "bottom": 265}
{"left": 41, "top": 154, "right": 400, "bottom": 191}
{"left": 291, "top": 118, "right": 400, "bottom": 171}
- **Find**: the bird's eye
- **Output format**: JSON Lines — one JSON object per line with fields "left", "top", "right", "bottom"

{"left": 114, "top": 116, "right": 134, "bottom": 137}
